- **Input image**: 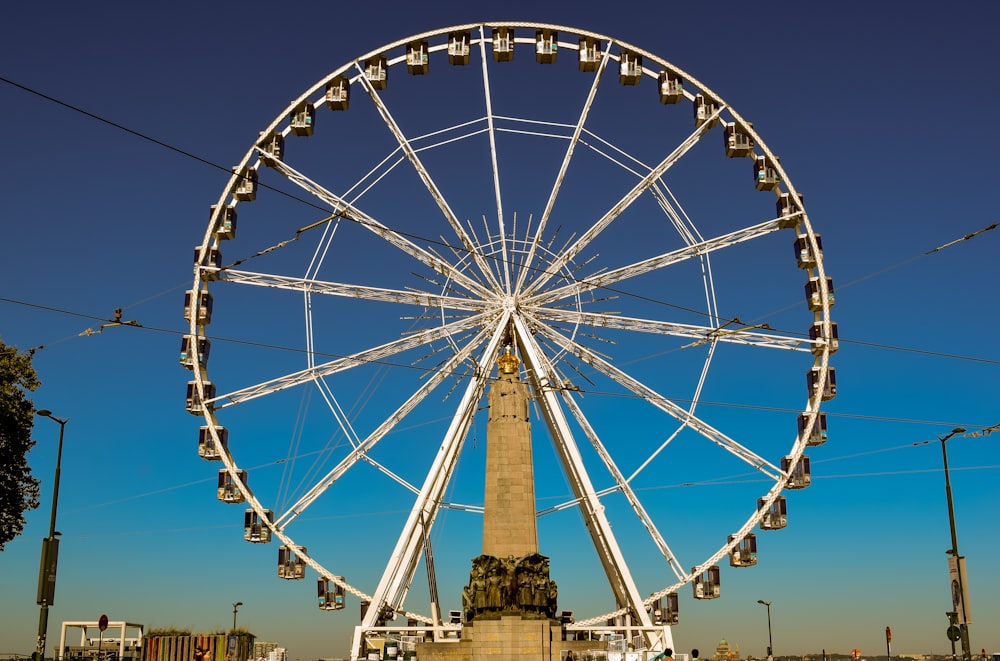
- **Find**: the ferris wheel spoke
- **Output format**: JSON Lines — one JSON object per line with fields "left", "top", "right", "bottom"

{"left": 532, "top": 317, "right": 784, "bottom": 481}
{"left": 273, "top": 324, "right": 495, "bottom": 529}
{"left": 522, "top": 103, "right": 725, "bottom": 297}
{"left": 556, "top": 385, "right": 688, "bottom": 581}
{"left": 355, "top": 64, "right": 502, "bottom": 293}
{"left": 221, "top": 269, "right": 484, "bottom": 312}
{"left": 531, "top": 308, "right": 811, "bottom": 352}
{"left": 515, "top": 44, "right": 614, "bottom": 294}
{"left": 476, "top": 26, "right": 510, "bottom": 293}
{"left": 364, "top": 314, "right": 511, "bottom": 629}
{"left": 260, "top": 153, "right": 493, "bottom": 299}
{"left": 512, "top": 314, "right": 654, "bottom": 628}
{"left": 529, "top": 212, "right": 782, "bottom": 308}
{"left": 208, "top": 313, "right": 489, "bottom": 409}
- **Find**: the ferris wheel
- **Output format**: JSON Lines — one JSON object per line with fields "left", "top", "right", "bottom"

{"left": 183, "top": 21, "right": 836, "bottom": 656}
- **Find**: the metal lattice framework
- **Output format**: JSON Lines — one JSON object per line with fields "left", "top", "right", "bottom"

{"left": 184, "top": 21, "right": 835, "bottom": 658}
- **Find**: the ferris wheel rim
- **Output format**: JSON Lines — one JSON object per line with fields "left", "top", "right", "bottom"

{"left": 186, "top": 19, "right": 835, "bottom": 640}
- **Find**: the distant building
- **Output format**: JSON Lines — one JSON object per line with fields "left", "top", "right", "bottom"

{"left": 713, "top": 639, "right": 741, "bottom": 661}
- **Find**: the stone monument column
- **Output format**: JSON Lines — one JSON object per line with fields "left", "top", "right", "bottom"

{"left": 482, "top": 346, "right": 538, "bottom": 557}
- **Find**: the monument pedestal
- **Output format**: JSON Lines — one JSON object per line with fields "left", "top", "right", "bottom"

{"left": 416, "top": 615, "right": 566, "bottom": 661}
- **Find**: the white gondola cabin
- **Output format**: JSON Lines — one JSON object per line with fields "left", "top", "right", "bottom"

{"left": 650, "top": 593, "right": 679, "bottom": 625}
{"left": 781, "top": 455, "right": 811, "bottom": 489}
{"left": 244, "top": 509, "right": 273, "bottom": 543}
{"left": 754, "top": 155, "right": 780, "bottom": 191}
{"left": 185, "top": 380, "right": 215, "bottom": 415}
{"left": 217, "top": 468, "right": 246, "bottom": 503}
{"left": 724, "top": 122, "right": 754, "bottom": 157}
{"left": 198, "top": 425, "right": 228, "bottom": 460}
{"left": 758, "top": 496, "right": 787, "bottom": 530}
{"left": 776, "top": 192, "right": 803, "bottom": 228}
{"left": 448, "top": 31, "right": 470, "bottom": 65}
{"left": 805, "top": 276, "right": 835, "bottom": 312}
{"left": 619, "top": 51, "right": 642, "bottom": 85}
{"left": 794, "top": 233, "right": 823, "bottom": 269}
{"left": 692, "top": 565, "right": 721, "bottom": 599}
{"left": 406, "top": 40, "right": 429, "bottom": 75}
{"left": 798, "top": 411, "right": 829, "bottom": 446}
{"left": 492, "top": 27, "right": 514, "bottom": 61}
{"left": 318, "top": 577, "right": 346, "bottom": 610}
{"left": 535, "top": 29, "right": 557, "bottom": 63}
{"left": 258, "top": 132, "right": 284, "bottom": 166}
{"left": 578, "top": 36, "right": 601, "bottom": 71}
{"left": 212, "top": 205, "right": 237, "bottom": 241}
{"left": 278, "top": 546, "right": 307, "bottom": 579}
{"left": 233, "top": 166, "right": 257, "bottom": 201}
{"left": 290, "top": 103, "right": 315, "bottom": 136}
{"left": 194, "top": 246, "right": 222, "bottom": 281}
{"left": 728, "top": 533, "right": 758, "bottom": 567}
{"left": 694, "top": 94, "right": 720, "bottom": 129}
{"left": 807, "top": 365, "right": 837, "bottom": 401}
{"left": 658, "top": 70, "right": 683, "bottom": 104}
{"left": 183, "top": 290, "right": 213, "bottom": 325}
{"left": 365, "top": 55, "right": 388, "bottom": 90}
{"left": 180, "top": 335, "right": 210, "bottom": 369}
{"left": 325, "top": 77, "right": 350, "bottom": 110}
{"left": 809, "top": 320, "right": 839, "bottom": 355}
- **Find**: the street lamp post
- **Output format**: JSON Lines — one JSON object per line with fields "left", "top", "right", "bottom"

{"left": 232, "top": 602, "right": 243, "bottom": 631}
{"left": 757, "top": 599, "right": 773, "bottom": 660}
{"left": 939, "top": 427, "right": 971, "bottom": 661}
{"left": 33, "top": 410, "right": 68, "bottom": 661}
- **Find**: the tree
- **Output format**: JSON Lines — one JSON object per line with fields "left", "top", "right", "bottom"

{"left": 0, "top": 339, "right": 41, "bottom": 550}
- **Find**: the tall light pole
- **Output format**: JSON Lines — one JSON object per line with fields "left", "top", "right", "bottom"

{"left": 232, "top": 602, "right": 243, "bottom": 631}
{"left": 34, "top": 410, "right": 68, "bottom": 661}
{"left": 939, "top": 427, "right": 971, "bottom": 661}
{"left": 757, "top": 599, "right": 773, "bottom": 660}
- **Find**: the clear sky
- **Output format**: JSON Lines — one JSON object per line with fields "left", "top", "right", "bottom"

{"left": 2, "top": 2, "right": 998, "bottom": 660}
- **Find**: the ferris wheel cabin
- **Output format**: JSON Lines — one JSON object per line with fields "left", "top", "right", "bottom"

{"left": 692, "top": 565, "right": 721, "bottom": 599}
{"left": 217, "top": 468, "right": 247, "bottom": 503}
{"left": 233, "top": 166, "right": 257, "bottom": 201}
{"left": 694, "top": 94, "right": 720, "bottom": 129}
{"left": 185, "top": 380, "right": 215, "bottom": 415}
{"left": 180, "top": 335, "right": 210, "bottom": 370}
{"left": 210, "top": 204, "right": 237, "bottom": 241}
{"left": 728, "top": 533, "right": 758, "bottom": 567}
{"left": 407, "top": 39, "right": 430, "bottom": 74}
{"left": 183, "top": 290, "right": 213, "bottom": 325}
{"left": 754, "top": 155, "right": 780, "bottom": 191}
{"left": 650, "top": 593, "right": 679, "bottom": 625}
{"left": 364, "top": 55, "right": 388, "bottom": 90}
{"left": 758, "top": 496, "right": 788, "bottom": 530}
{"left": 258, "top": 132, "right": 285, "bottom": 166}
{"left": 447, "top": 31, "right": 471, "bottom": 65}
{"left": 658, "top": 70, "right": 683, "bottom": 104}
{"left": 798, "top": 412, "right": 829, "bottom": 447}
{"left": 290, "top": 103, "right": 315, "bottom": 136}
{"left": 244, "top": 509, "right": 273, "bottom": 543}
{"left": 618, "top": 51, "right": 642, "bottom": 85}
{"left": 197, "top": 425, "right": 227, "bottom": 460}
{"left": 723, "top": 122, "right": 753, "bottom": 158}
{"left": 278, "top": 546, "right": 307, "bottom": 579}
{"left": 535, "top": 29, "right": 558, "bottom": 63}
{"left": 578, "top": 36, "right": 601, "bottom": 71}
{"left": 794, "top": 233, "right": 823, "bottom": 269}
{"left": 325, "top": 76, "right": 350, "bottom": 110}
{"left": 318, "top": 577, "right": 347, "bottom": 610}
{"left": 781, "top": 455, "right": 811, "bottom": 489}
{"left": 492, "top": 27, "right": 515, "bottom": 61}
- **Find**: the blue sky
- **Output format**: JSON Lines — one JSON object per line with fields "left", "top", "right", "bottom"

{"left": 1, "top": 2, "right": 998, "bottom": 660}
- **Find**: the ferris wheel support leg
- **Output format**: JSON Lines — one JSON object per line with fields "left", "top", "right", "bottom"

{"left": 357, "top": 316, "right": 511, "bottom": 648}
{"left": 511, "top": 316, "right": 655, "bottom": 637}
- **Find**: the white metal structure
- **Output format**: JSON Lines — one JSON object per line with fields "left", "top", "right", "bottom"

{"left": 186, "top": 22, "right": 835, "bottom": 659}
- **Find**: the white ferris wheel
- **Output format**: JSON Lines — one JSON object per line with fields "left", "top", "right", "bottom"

{"left": 184, "top": 21, "right": 836, "bottom": 657}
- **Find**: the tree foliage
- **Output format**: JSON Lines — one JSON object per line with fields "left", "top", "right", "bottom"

{"left": 0, "top": 339, "right": 41, "bottom": 550}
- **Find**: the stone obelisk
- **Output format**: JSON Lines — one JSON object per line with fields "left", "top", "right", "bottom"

{"left": 482, "top": 346, "right": 538, "bottom": 557}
